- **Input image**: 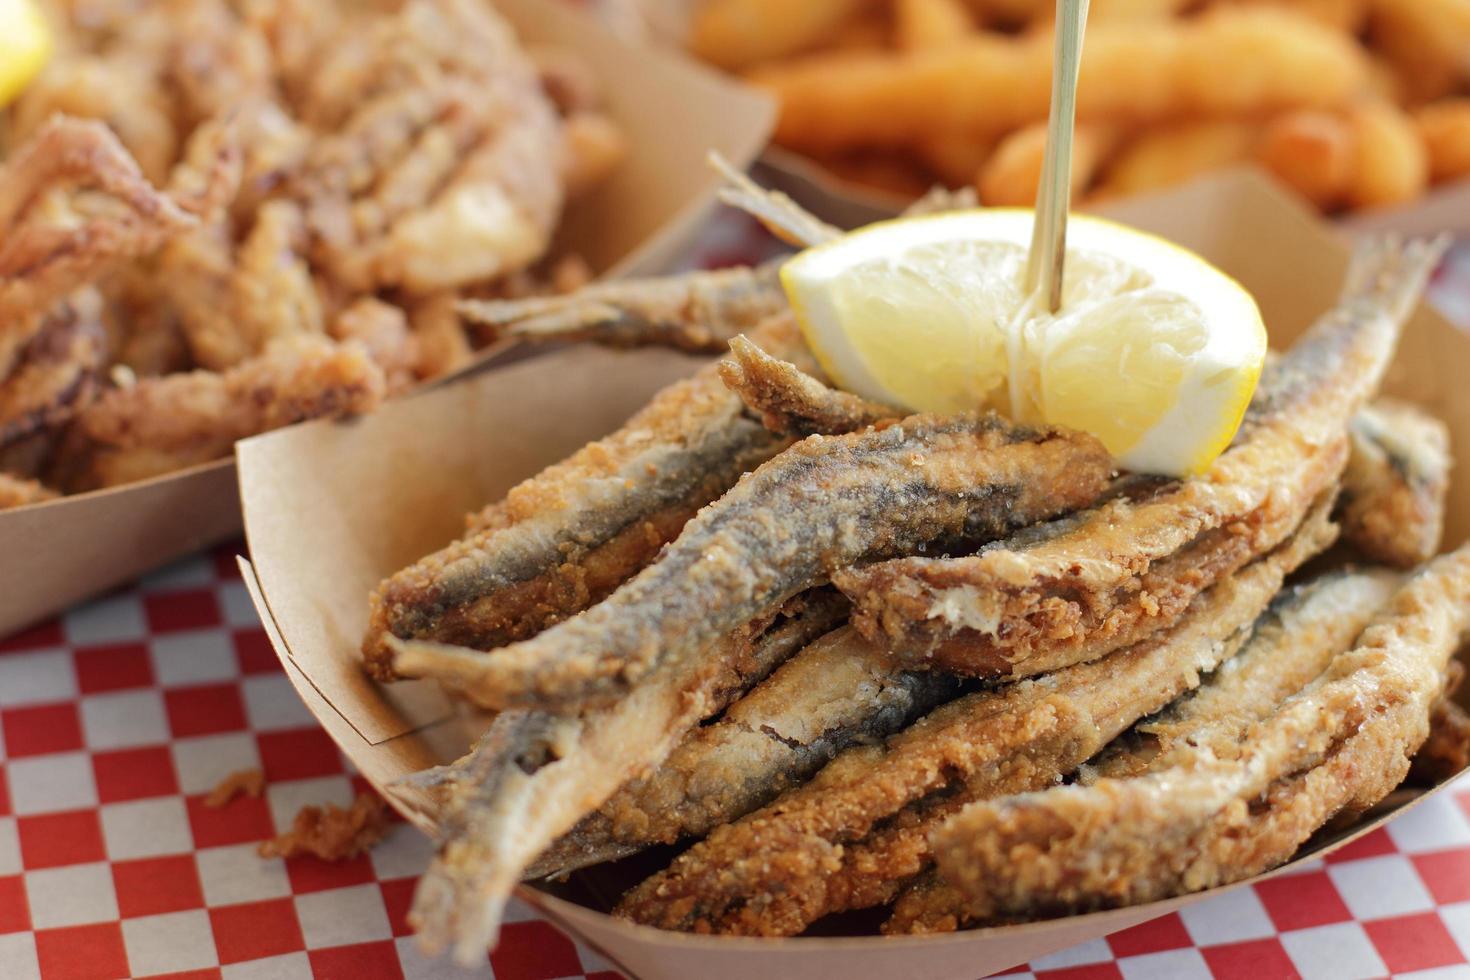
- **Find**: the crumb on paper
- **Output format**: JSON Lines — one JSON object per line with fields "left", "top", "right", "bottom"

{"left": 206, "top": 768, "right": 265, "bottom": 808}
{"left": 258, "top": 792, "right": 391, "bottom": 861}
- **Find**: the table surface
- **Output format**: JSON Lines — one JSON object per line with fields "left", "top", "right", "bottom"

{"left": 1, "top": 216, "right": 1469, "bottom": 980}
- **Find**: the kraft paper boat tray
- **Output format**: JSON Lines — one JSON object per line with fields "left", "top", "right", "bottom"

{"left": 0, "top": 0, "right": 775, "bottom": 639}
{"left": 237, "top": 170, "right": 1469, "bottom": 980}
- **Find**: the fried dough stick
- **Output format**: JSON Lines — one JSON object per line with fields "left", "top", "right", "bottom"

{"left": 931, "top": 545, "right": 1470, "bottom": 917}
{"left": 753, "top": 9, "right": 1367, "bottom": 157}
{"left": 1340, "top": 400, "right": 1451, "bottom": 568}
{"left": 62, "top": 335, "right": 385, "bottom": 489}
{"left": 410, "top": 591, "right": 846, "bottom": 962}
{"left": 614, "top": 505, "right": 1336, "bottom": 936}
{"left": 359, "top": 318, "right": 806, "bottom": 680}
{"left": 888, "top": 566, "right": 1404, "bottom": 933}
{"left": 836, "top": 236, "right": 1443, "bottom": 680}
{"left": 391, "top": 412, "right": 1113, "bottom": 712}
{"left": 528, "top": 625, "right": 963, "bottom": 879}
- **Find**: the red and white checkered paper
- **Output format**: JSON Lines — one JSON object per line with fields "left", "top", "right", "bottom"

{"left": 1, "top": 216, "right": 1469, "bottom": 980}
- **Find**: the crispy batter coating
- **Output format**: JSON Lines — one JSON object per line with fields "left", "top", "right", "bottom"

{"left": 258, "top": 792, "right": 391, "bottom": 861}
{"left": 529, "top": 623, "right": 961, "bottom": 879}
{"left": 614, "top": 505, "right": 1335, "bottom": 936}
{"left": 205, "top": 768, "right": 266, "bottom": 808}
{"left": 1340, "top": 400, "right": 1451, "bottom": 568}
{"left": 392, "top": 412, "right": 1114, "bottom": 712}
{"left": 410, "top": 591, "right": 846, "bottom": 962}
{"left": 886, "top": 565, "right": 1403, "bottom": 933}
{"left": 719, "top": 335, "right": 899, "bottom": 436}
{"left": 0, "top": 117, "right": 206, "bottom": 330}
{"left": 0, "top": 301, "right": 108, "bottom": 450}
{"left": 836, "top": 237, "right": 1443, "bottom": 680}
{"left": 930, "top": 545, "right": 1470, "bottom": 916}
{"left": 361, "top": 318, "right": 808, "bottom": 680}
{"left": 0, "top": 472, "right": 59, "bottom": 511}
{"left": 65, "top": 335, "right": 384, "bottom": 489}
{"left": 1411, "top": 662, "right": 1470, "bottom": 784}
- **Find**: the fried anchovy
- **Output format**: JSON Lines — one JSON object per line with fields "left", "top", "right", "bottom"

{"left": 1411, "top": 661, "right": 1470, "bottom": 785}
{"left": 1340, "top": 399, "right": 1451, "bottom": 568}
{"left": 392, "top": 413, "right": 1114, "bottom": 711}
{"left": 835, "top": 236, "right": 1445, "bottom": 680}
{"left": 930, "top": 544, "right": 1470, "bottom": 918}
{"left": 527, "top": 624, "right": 962, "bottom": 879}
{"left": 360, "top": 317, "right": 806, "bottom": 679}
{"left": 719, "top": 335, "right": 899, "bottom": 437}
{"left": 459, "top": 172, "right": 977, "bottom": 354}
{"left": 614, "top": 503, "right": 1336, "bottom": 936}
{"left": 409, "top": 590, "right": 845, "bottom": 963}
{"left": 459, "top": 262, "right": 787, "bottom": 355}
{"left": 887, "top": 565, "right": 1404, "bottom": 934}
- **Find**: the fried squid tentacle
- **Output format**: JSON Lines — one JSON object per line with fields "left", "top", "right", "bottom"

{"left": 1340, "top": 400, "right": 1451, "bottom": 568}
{"left": 0, "top": 116, "right": 224, "bottom": 329}
{"left": 62, "top": 335, "right": 385, "bottom": 489}
{"left": 614, "top": 504, "right": 1336, "bottom": 936}
{"left": 886, "top": 565, "right": 1404, "bottom": 934}
{"left": 836, "top": 236, "right": 1444, "bottom": 680}
{"left": 410, "top": 591, "right": 846, "bottom": 963}
{"left": 930, "top": 545, "right": 1470, "bottom": 917}
{"left": 461, "top": 262, "right": 787, "bottom": 354}
{"left": 0, "top": 300, "right": 109, "bottom": 450}
{"left": 392, "top": 414, "right": 1114, "bottom": 712}
{"left": 528, "top": 624, "right": 962, "bottom": 879}
{"left": 361, "top": 318, "right": 810, "bottom": 680}
{"left": 719, "top": 335, "right": 900, "bottom": 436}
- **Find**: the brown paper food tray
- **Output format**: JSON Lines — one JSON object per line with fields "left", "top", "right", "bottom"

{"left": 0, "top": 0, "right": 775, "bottom": 639}
{"left": 758, "top": 148, "right": 1470, "bottom": 237}
{"left": 236, "top": 171, "right": 1470, "bottom": 980}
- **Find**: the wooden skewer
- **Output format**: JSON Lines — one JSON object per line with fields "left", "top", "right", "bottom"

{"left": 1023, "top": 0, "right": 1091, "bottom": 313}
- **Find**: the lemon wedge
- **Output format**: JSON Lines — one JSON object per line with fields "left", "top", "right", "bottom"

{"left": 782, "top": 209, "right": 1266, "bottom": 477}
{"left": 0, "top": 0, "right": 51, "bottom": 108}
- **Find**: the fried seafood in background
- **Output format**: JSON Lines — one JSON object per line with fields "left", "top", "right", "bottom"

{"left": 681, "top": 0, "right": 1470, "bottom": 209}
{"left": 0, "top": 0, "right": 625, "bottom": 506}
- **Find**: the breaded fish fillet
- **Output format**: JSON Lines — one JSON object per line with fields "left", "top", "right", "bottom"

{"left": 392, "top": 412, "right": 1114, "bottom": 711}
{"left": 1340, "top": 400, "right": 1451, "bottom": 568}
{"left": 360, "top": 317, "right": 806, "bottom": 679}
{"left": 410, "top": 590, "right": 844, "bottom": 962}
{"left": 886, "top": 566, "right": 1403, "bottom": 934}
{"left": 527, "top": 624, "right": 962, "bottom": 879}
{"left": 930, "top": 544, "right": 1470, "bottom": 916}
{"left": 836, "top": 237, "right": 1443, "bottom": 679}
{"left": 614, "top": 503, "right": 1335, "bottom": 936}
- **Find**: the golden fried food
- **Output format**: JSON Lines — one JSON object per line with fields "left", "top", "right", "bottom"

{"left": 258, "top": 792, "right": 391, "bottom": 861}
{"left": 930, "top": 545, "right": 1470, "bottom": 915}
{"left": 0, "top": 470, "right": 57, "bottom": 510}
{"left": 978, "top": 122, "right": 1117, "bottom": 206}
{"left": 752, "top": 10, "right": 1366, "bottom": 157}
{"left": 1255, "top": 110, "right": 1355, "bottom": 209}
{"left": 1341, "top": 400, "right": 1451, "bottom": 567}
{"left": 690, "top": 0, "right": 872, "bottom": 70}
{"left": 1345, "top": 100, "right": 1429, "bottom": 209}
{"left": 1417, "top": 98, "right": 1470, "bottom": 184}
{"left": 1091, "top": 121, "right": 1256, "bottom": 201}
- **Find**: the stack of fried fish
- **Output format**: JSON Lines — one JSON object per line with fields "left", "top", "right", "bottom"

{"left": 0, "top": 0, "right": 623, "bottom": 507}
{"left": 365, "top": 186, "right": 1469, "bottom": 961}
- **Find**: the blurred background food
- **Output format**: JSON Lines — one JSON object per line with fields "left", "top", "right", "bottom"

{"left": 0, "top": 0, "right": 626, "bottom": 507}
{"left": 676, "top": 0, "right": 1470, "bottom": 211}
